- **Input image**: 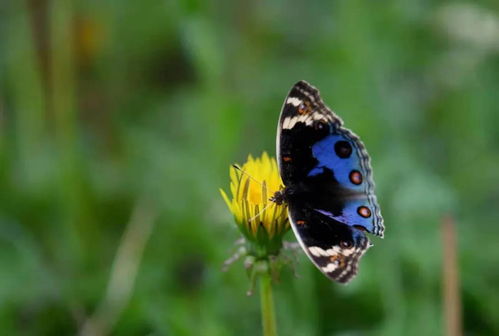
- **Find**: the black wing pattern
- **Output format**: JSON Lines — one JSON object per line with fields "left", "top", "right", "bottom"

{"left": 276, "top": 80, "right": 384, "bottom": 283}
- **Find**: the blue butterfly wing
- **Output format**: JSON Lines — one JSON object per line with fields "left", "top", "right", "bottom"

{"left": 307, "top": 129, "right": 384, "bottom": 236}
{"left": 277, "top": 80, "right": 384, "bottom": 282}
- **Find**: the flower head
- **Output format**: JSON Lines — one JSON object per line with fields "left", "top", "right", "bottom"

{"left": 220, "top": 152, "right": 289, "bottom": 256}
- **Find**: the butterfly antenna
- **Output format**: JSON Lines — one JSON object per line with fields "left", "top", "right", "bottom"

{"left": 232, "top": 164, "right": 265, "bottom": 187}
{"left": 232, "top": 164, "right": 272, "bottom": 211}
{"left": 247, "top": 202, "right": 273, "bottom": 223}
{"left": 232, "top": 164, "right": 271, "bottom": 198}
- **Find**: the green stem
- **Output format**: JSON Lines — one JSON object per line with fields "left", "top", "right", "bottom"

{"left": 259, "top": 271, "right": 277, "bottom": 336}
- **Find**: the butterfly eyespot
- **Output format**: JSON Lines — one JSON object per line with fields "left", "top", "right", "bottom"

{"left": 314, "top": 120, "right": 326, "bottom": 130}
{"left": 357, "top": 206, "right": 371, "bottom": 218}
{"left": 334, "top": 141, "right": 352, "bottom": 158}
{"left": 296, "top": 220, "right": 306, "bottom": 225}
{"left": 330, "top": 255, "right": 341, "bottom": 264}
{"left": 349, "top": 170, "right": 363, "bottom": 185}
{"left": 298, "top": 101, "right": 311, "bottom": 114}
{"left": 298, "top": 103, "right": 306, "bottom": 112}
{"left": 283, "top": 156, "right": 292, "bottom": 162}
{"left": 340, "top": 241, "right": 353, "bottom": 248}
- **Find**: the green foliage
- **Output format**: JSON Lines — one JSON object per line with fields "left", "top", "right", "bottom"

{"left": 1, "top": 0, "right": 498, "bottom": 335}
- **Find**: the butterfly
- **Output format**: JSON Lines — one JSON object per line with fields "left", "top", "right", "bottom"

{"left": 271, "top": 81, "right": 384, "bottom": 283}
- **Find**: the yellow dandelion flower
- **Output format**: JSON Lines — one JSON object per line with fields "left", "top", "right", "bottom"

{"left": 220, "top": 152, "right": 290, "bottom": 256}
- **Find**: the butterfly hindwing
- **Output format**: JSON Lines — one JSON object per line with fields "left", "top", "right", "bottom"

{"left": 288, "top": 205, "right": 370, "bottom": 283}
{"left": 276, "top": 80, "right": 384, "bottom": 282}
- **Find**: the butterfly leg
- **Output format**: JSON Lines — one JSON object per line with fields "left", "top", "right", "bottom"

{"left": 281, "top": 241, "right": 302, "bottom": 278}
{"left": 283, "top": 241, "right": 301, "bottom": 251}
{"left": 221, "top": 245, "right": 247, "bottom": 272}
{"left": 233, "top": 237, "right": 245, "bottom": 246}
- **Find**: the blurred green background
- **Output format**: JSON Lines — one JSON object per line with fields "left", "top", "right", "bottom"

{"left": 1, "top": 0, "right": 499, "bottom": 335}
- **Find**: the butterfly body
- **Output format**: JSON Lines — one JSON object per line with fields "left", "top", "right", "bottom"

{"left": 273, "top": 81, "right": 384, "bottom": 283}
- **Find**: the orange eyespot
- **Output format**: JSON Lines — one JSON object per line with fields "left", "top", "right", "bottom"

{"left": 298, "top": 101, "right": 312, "bottom": 114}
{"left": 357, "top": 206, "right": 371, "bottom": 218}
{"left": 349, "top": 170, "right": 363, "bottom": 185}
{"left": 330, "top": 254, "right": 346, "bottom": 268}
